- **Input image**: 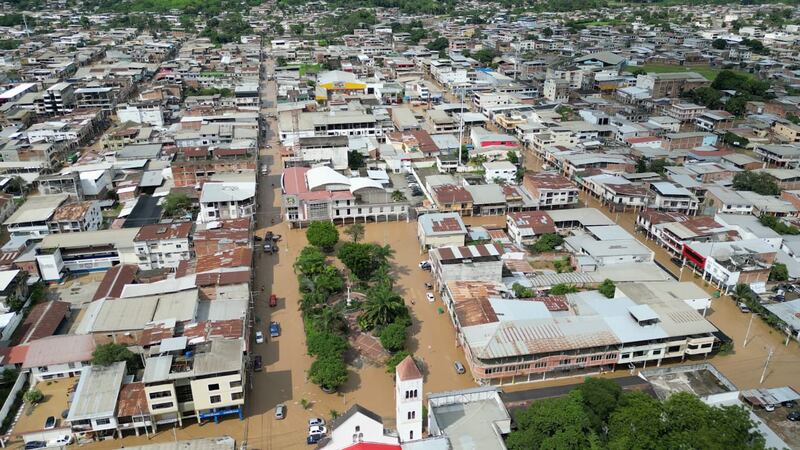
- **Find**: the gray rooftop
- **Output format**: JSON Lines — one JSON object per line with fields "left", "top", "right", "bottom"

{"left": 67, "top": 361, "right": 126, "bottom": 421}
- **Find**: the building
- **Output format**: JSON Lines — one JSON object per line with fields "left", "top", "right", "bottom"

{"left": 522, "top": 172, "right": 579, "bottom": 209}
{"left": 46, "top": 200, "right": 102, "bottom": 234}
{"left": 682, "top": 239, "right": 776, "bottom": 293}
{"left": 21, "top": 334, "right": 96, "bottom": 381}
{"left": 395, "top": 356, "right": 423, "bottom": 442}
{"left": 143, "top": 339, "right": 245, "bottom": 427}
{"left": 417, "top": 213, "right": 468, "bottom": 251}
{"left": 506, "top": 211, "right": 557, "bottom": 246}
{"left": 649, "top": 182, "right": 699, "bottom": 215}
{"left": 442, "top": 282, "right": 718, "bottom": 384}
{"left": 663, "top": 103, "right": 707, "bottom": 122}
{"left": 66, "top": 361, "right": 127, "bottom": 440}
{"left": 773, "top": 121, "right": 800, "bottom": 144}
{"left": 320, "top": 404, "right": 400, "bottom": 450}
{"left": 116, "top": 103, "right": 165, "bottom": 127}
{"left": 35, "top": 228, "right": 140, "bottom": 281}
{"left": 754, "top": 144, "right": 800, "bottom": 167}
{"left": 134, "top": 222, "right": 193, "bottom": 270}
{"left": 3, "top": 193, "right": 69, "bottom": 239}
{"left": 483, "top": 161, "right": 517, "bottom": 185}
{"left": 199, "top": 182, "right": 256, "bottom": 223}
{"left": 636, "top": 72, "right": 710, "bottom": 98}
{"left": 429, "top": 243, "right": 505, "bottom": 292}
{"left": 36, "top": 82, "right": 76, "bottom": 115}
{"left": 37, "top": 171, "right": 85, "bottom": 199}
{"left": 193, "top": 219, "right": 251, "bottom": 257}
{"left": 281, "top": 166, "right": 408, "bottom": 227}
{"left": 695, "top": 110, "right": 734, "bottom": 132}
{"left": 427, "top": 386, "right": 511, "bottom": 450}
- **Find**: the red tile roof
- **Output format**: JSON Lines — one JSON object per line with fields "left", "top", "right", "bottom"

{"left": 432, "top": 184, "right": 472, "bottom": 203}
{"left": 195, "top": 248, "right": 252, "bottom": 274}
{"left": 134, "top": 222, "right": 193, "bottom": 242}
{"left": 93, "top": 264, "right": 138, "bottom": 301}
{"left": 116, "top": 382, "right": 148, "bottom": 418}
{"left": 15, "top": 301, "right": 70, "bottom": 345}
{"left": 395, "top": 355, "right": 422, "bottom": 381}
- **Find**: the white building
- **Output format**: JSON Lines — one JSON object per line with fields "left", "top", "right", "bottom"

{"left": 116, "top": 104, "right": 165, "bottom": 127}
{"left": 199, "top": 182, "right": 256, "bottom": 223}
{"left": 395, "top": 356, "right": 423, "bottom": 442}
{"left": 3, "top": 193, "right": 69, "bottom": 239}
{"left": 320, "top": 404, "right": 400, "bottom": 450}
{"left": 483, "top": 160, "right": 517, "bottom": 185}
{"left": 133, "top": 222, "right": 193, "bottom": 270}
{"left": 67, "top": 361, "right": 126, "bottom": 440}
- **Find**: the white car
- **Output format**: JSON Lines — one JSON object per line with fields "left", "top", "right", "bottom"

{"left": 426, "top": 293, "right": 435, "bottom": 303}
{"left": 308, "top": 417, "right": 326, "bottom": 427}
{"left": 255, "top": 331, "right": 265, "bottom": 344}
{"left": 419, "top": 260, "right": 431, "bottom": 269}
{"left": 764, "top": 404, "right": 776, "bottom": 412}
{"left": 47, "top": 435, "right": 73, "bottom": 447}
{"left": 309, "top": 425, "right": 327, "bottom": 435}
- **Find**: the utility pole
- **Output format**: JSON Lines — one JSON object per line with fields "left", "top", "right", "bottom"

{"left": 743, "top": 312, "right": 755, "bottom": 347}
{"left": 457, "top": 87, "right": 465, "bottom": 169}
{"left": 759, "top": 347, "right": 774, "bottom": 384}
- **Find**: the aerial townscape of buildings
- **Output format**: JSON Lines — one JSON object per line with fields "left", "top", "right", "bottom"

{"left": 0, "top": 0, "right": 798, "bottom": 449}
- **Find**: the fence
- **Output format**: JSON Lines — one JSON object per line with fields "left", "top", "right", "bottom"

{"left": 0, "top": 371, "right": 28, "bottom": 433}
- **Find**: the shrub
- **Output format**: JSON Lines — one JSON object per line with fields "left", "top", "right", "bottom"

{"left": 379, "top": 322, "right": 407, "bottom": 352}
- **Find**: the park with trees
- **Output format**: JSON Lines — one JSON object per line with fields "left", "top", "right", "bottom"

{"left": 294, "top": 221, "right": 414, "bottom": 392}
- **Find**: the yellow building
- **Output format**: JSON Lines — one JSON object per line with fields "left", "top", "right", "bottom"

{"left": 315, "top": 70, "right": 367, "bottom": 102}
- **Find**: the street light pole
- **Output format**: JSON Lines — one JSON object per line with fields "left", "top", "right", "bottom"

{"left": 743, "top": 312, "right": 755, "bottom": 347}
{"left": 759, "top": 347, "right": 774, "bottom": 384}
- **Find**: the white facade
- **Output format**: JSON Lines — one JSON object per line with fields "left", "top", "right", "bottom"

{"left": 395, "top": 365, "right": 422, "bottom": 443}
{"left": 483, "top": 161, "right": 517, "bottom": 185}
{"left": 134, "top": 236, "right": 192, "bottom": 270}
{"left": 322, "top": 408, "right": 398, "bottom": 450}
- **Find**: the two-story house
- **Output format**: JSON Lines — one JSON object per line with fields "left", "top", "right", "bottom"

{"left": 133, "top": 222, "right": 193, "bottom": 270}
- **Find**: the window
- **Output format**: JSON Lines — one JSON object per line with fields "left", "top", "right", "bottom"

{"left": 231, "top": 392, "right": 243, "bottom": 400}
{"left": 95, "top": 418, "right": 111, "bottom": 425}
{"left": 534, "top": 362, "right": 546, "bottom": 369}
{"left": 230, "top": 380, "right": 242, "bottom": 388}
{"left": 152, "top": 402, "right": 173, "bottom": 410}
{"left": 590, "top": 355, "right": 603, "bottom": 361}
{"left": 149, "top": 390, "right": 171, "bottom": 400}
{"left": 652, "top": 349, "right": 662, "bottom": 355}
{"left": 355, "top": 425, "right": 361, "bottom": 432}
{"left": 210, "top": 395, "right": 222, "bottom": 404}
{"left": 633, "top": 350, "right": 645, "bottom": 357}
{"left": 576, "top": 357, "right": 586, "bottom": 363}
{"left": 208, "top": 383, "right": 220, "bottom": 391}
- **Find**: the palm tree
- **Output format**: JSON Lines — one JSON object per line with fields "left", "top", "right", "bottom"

{"left": 299, "top": 291, "right": 326, "bottom": 314}
{"left": 312, "top": 303, "right": 347, "bottom": 334}
{"left": 361, "top": 284, "right": 406, "bottom": 328}
{"left": 372, "top": 264, "right": 393, "bottom": 288}
{"left": 391, "top": 190, "right": 407, "bottom": 202}
{"left": 371, "top": 244, "right": 395, "bottom": 264}
{"left": 345, "top": 223, "right": 365, "bottom": 242}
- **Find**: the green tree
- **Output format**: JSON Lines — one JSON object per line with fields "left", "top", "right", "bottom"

{"left": 313, "top": 266, "right": 344, "bottom": 295}
{"left": 759, "top": 214, "right": 800, "bottom": 235}
{"left": 294, "top": 246, "right": 327, "bottom": 275}
{"left": 361, "top": 284, "right": 407, "bottom": 329}
{"left": 512, "top": 282, "right": 535, "bottom": 298}
{"left": 732, "top": 172, "right": 780, "bottom": 196}
{"left": 348, "top": 150, "right": 365, "bottom": 169}
{"left": 379, "top": 321, "right": 407, "bottom": 352}
{"left": 426, "top": 36, "right": 449, "bottom": 51}
{"left": 722, "top": 131, "right": 749, "bottom": 148}
{"left": 385, "top": 351, "right": 411, "bottom": 373}
{"left": 531, "top": 233, "right": 564, "bottom": 253}
{"left": 162, "top": 193, "right": 192, "bottom": 218}
{"left": 306, "top": 330, "right": 348, "bottom": 356}
{"left": 712, "top": 38, "right": 727, "bottom": 49}
{"left": 345, "top": 223, "right": 365, "bottom": 242}
{"left": 506, "top": 150, "right": 519, "bottom": 165}
{"left": 607, "top": 391, "right": 665, "bottom": 450}
{"left": 550, "top": 283, "right": 579, "bottom": 295}
{"left": 306, "top": 221, "right": 339, "bottom": 251}
{"left": 5, "top": 294, "right": 24, "bottom": 313}
{"left": 308, "top": 355, "right": 348, "bottom": 390}
{"left": 290, "top": 23, "right": 305, "bottom": 35}
{"left": 308, "top": 303, "right": 347, "bottom": 334}
{"left": 542, "top": 27, "right": 553, "bottom": 37}
{"left": 391, "top": 190, "right": 407, "bottom": 202}
{"left": 92, "top": 343, "right": 135, "bottom": 366}
{"left": 598, "top": 279, "right": 616, "bottom": 298}
{"left": 770, "top": 263, "right": 788, "bottom": 281}
{"left": 23, "top": 389, "right": 43, "bottom": 405}
{"left": 507, "top": 391, "right": 595, "bottom": 450}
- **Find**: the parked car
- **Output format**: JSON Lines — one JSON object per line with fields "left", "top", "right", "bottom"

{"left": 307, "top": 433, "right": 324, "bottom": 444}
{"left": 252, "top": 355, "right": 263, "bottom": 372}
{"left": 426, "top": 293, "right": 435, "bottom": 303}
{"left": 772, "top": 295, "right": 785, "bottom": 302}
{"left": 764, "top": 404, "right": 776, "bottom": 412}
{"left": 255, "top": 331, "right": 265, "bottom": 344}
{"left": 308, "top": 418, "right": 326, "bottom": 427}
{"left": 788, "top": 411, "right": 800, "bottom": 422}
{"left": 425, "top": 282, "right": 433, "bottom": 289}
{"left": 309, "top": 425, "right": 327, "bottom": 435}
{"left": 44, "top": 416, "right": 56, "bottom": 429}
{"left": 24, "top": 442, "right": 46, "bottom": 450}
{"left": 264, "top": 243, "right": 279, "bottom": 254}
{"left": 782, "top": 400, "right": 797, "bottom": 408}
{"left": 454, "top": 361, "right": 466, "bottom": 374}
{"left": 47, "top": 435, "right": 73, "bottom": 446}
{"left": 269, "top": 321, "right": 281, "bottom": 338}
{"left": 275, "top": 404, "right": 286, "bottom": 420}
{"left": 738, "top": 302, "right": 750, "bottom": 313}
{"left": 419, "top": 260, "right": 431, "bottom": 269}
{"left": 269, "top": 294, "right": 278, "bottom": 307}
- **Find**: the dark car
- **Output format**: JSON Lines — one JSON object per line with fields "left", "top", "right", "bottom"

{"left": 670, "top": 257, "right": 683, "bottom": 267}
{"left": 307, "top": 433, "right": 324, "bottom": 444}
{"left": 787, "top": 411, "right": 800, "bottom": 422}
{"left": 269, "top": 321, "right": 281, "bottom": 338}
{"left": 24, "top": 442, "right": 46, "bottom": 450}
{"left": 44, "top": 416, "right": 56, "bottom": 429}
{"left": 252, "top": 355, "right": 263, "bottom": 372}
{"left": 782, "top": 400, "right": 797, "bottom": 408}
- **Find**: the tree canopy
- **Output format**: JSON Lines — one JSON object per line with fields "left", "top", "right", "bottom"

{"left": 306, "top": 221, "right": 339, "bottom": 251}
{"left": 92, "top": 343, "right": 136, "bottom": 367}
{"left": 732, "top": 171, "right": 780, "bottom": 196}
{"left": 162, "top": 193, "right": 192, "bottom": 218}
{"left": 598, "top": 279, "right": 616, "bottom": 298}
{"left": 508, "top": 378, "right": 766, "bottom": 450}
{"left": 530, "top": 233, "right": 564, "bottom": 253}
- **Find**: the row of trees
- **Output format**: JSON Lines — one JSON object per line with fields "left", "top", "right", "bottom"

{"left": 685, "top": 70, "right": 773, "bottom": 116}
{"left": 733, "top": 284, "right": 789, "bottom": 333}
{"left": 731, "top": 171, "right": 780, "bottom": 196}
{"left": 507, "top": 377, "right": 766, "bottom": 450}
